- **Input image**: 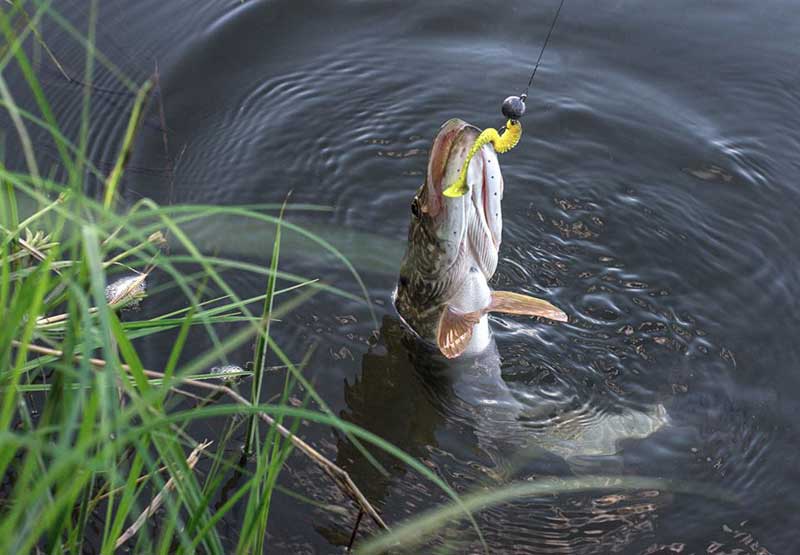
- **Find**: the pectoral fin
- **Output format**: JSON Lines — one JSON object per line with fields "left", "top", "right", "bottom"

{"left": 490, "top": 291, "right": 568, "bottom": 322}
{"left": 437, "top": 305, "right": 482, "bottom": 359}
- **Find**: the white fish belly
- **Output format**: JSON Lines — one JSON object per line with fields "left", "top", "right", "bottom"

{"left": 449, "top": 267, "right": 493, "bottom": 355}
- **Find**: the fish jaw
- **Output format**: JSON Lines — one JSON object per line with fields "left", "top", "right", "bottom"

{"left": 423, "top": 119, "right": 504, "bottom": 280}
{"left": 466, "top": 142, "right": 503, "bottom": 278}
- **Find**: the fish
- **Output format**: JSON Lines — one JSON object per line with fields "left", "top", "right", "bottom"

{"left": 394, "top": 118, "right": 568, "bottom": 358}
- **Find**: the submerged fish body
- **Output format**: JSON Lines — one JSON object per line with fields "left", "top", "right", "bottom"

{"left": 341, "top": 317, "right": 669, "bottom": 481}
{"left": 442, "top": 342, "right": 670, "bottom": 474}
{"left": 395, "top": 119, "right": 566, "bottom": 358}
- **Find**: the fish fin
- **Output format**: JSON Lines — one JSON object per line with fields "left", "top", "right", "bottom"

{"left": 489, "top": 291, "right": 568, "bottom": 322}
{"left": 437, "top": 305, "right": 482, "bottom": 359}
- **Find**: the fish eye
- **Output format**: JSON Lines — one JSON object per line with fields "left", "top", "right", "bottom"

{"left": 411, "top": 197, "right": 421, "bottom": 218}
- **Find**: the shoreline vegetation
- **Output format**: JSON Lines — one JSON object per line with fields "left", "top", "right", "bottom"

{"left": 0, "top": 2, "right": 396, "bottom": 551}
{"left": 0, "top": 2, "right": 712, "bottom": 554}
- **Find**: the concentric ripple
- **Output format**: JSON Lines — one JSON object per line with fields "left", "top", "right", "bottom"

{"left": 5, "top": 0, "right": 799, "bottom": 552}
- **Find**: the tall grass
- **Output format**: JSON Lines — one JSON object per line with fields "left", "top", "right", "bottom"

{"left": 0, "top": 2, "right": 726, "bottom": 554}
{"left": 0, "top": 1, "right": 493, "bottom": 552}
{"left": 0, "top": 2, "right": 396, "bottom": 552}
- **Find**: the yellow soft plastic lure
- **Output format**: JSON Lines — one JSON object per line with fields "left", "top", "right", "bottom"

{"left": 442, "top": 119, "right": 522, "bottom": 198}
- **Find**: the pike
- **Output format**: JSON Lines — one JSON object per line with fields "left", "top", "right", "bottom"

{"left": 395, "top": 119, "right": 567, "bottom": 359}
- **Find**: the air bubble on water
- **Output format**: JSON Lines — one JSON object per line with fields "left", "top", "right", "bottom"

{"left": 105, "top": 274, "right": 147, "bottom": 309}
{"left": 211, "top": 364, "right": 245, "bottom": 383}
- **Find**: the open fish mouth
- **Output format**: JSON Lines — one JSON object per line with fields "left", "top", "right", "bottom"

{"left": 425, "top": 119, "right": 504, "bottom": 277}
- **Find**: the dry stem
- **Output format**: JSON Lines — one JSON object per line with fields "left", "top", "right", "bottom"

{"left": 16, "top": 341, "right": 388, "bottom": 531}
{"left": 114, "top": 440, "right": 212, "bottom": 548}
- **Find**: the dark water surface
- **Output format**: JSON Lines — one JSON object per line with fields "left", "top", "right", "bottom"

{"left": 6, "top": 0, "right": 800, "bottom": 552}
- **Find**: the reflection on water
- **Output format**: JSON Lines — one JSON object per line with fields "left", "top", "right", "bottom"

{"left": 3, "top": 0, "right": 800, "bottom": 551}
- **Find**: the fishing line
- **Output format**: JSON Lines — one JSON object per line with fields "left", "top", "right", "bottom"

{"left": 442, "top": 0, "right": 566, "bottom": 198}
{"left": 521, "top": 0, "right": 566, "bottom": 102}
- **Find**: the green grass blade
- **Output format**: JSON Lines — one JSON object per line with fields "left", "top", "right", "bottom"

{"left": 103, "top": 79, "right": 153, "bottom": 209}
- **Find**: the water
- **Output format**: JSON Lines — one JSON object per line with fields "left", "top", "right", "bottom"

{"left": 5, "top": 0, "right": 800, "bottom": 552}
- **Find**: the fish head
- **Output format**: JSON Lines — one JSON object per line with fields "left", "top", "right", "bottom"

{"left": 397, "top": 119, "right": 504, "bottom": 316}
